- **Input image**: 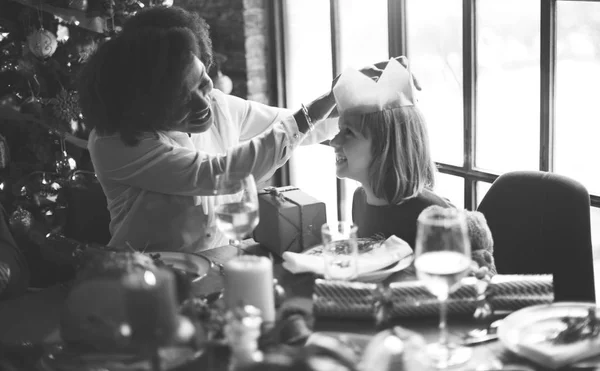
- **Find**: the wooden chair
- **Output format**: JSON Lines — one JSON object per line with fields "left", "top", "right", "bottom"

{"left": 477, "top": 170, "right": 595, "bottom": 302}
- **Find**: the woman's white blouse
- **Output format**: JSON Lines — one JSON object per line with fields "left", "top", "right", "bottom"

{"left": 88, "top": 89, "right": 338, "bottom": 252}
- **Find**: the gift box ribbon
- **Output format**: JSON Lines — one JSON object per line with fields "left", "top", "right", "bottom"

{"left": 260, "top": 186, "right": 316, "bottom": 251}
{"left": 313, "top": 274, "right": 554, "bottom": 319}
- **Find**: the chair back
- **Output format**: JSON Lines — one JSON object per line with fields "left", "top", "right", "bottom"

{"left": 64, "top": 180, "right": 111, "bottom": 246}
{"left": 477, "top": 170, "right": 595, "bottom": 302}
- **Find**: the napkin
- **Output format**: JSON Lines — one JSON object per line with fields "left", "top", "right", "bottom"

{"left": 282, "top": 235, "right": 412, "bottom": 276}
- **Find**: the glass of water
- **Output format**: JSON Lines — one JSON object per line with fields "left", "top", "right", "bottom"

{"left": 321, "top": 221, "right": 358, "bottom": 280}
{"left": 214, "top": 172, "right": 259, "bottom": 254}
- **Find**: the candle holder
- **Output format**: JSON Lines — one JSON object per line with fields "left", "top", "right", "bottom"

{"left": 225, "top": 305, "right": 264, "bottom": 371}
{"left": 122, "top": 267, "right": 196, "bottom": 371}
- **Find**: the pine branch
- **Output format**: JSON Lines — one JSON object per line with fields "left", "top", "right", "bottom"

{"left": 0, "top": 107, "right": 88, "bottom": 149}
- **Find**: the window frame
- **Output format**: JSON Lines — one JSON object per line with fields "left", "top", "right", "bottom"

{"left": 272, "top": 0, "right": 600, "bottom": 213}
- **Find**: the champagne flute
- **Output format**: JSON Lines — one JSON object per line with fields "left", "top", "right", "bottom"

{"left": 214, "top": 172, "right": 260, "bottom": 254}
{"left": 413, "top": 207, "right": 472, "bottom": 368}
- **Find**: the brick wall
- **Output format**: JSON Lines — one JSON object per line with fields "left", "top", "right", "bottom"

{"left": 174, "top": 0, "right": 273, "bottom": 104}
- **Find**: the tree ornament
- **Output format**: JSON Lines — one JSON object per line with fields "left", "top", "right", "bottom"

{"left": 0, "top": 94, "right": 20, "bottom": 111}
{"left": 0, "top": 262, "right": 10, "bottom": 295}
{"left": 27, "top": 29, "right": 58, "bottom": 59}
{"left": 101, "top": 0, "right": 115, "bottom": 17}
{"left": 0, "top": 60, "right": 19, "bottom": 73}
{"left": 0, "top": 133, "right": 9, "bottom": 169}
{"left": 75, "top": 38, "right": 98, "bottom": 63}
{"left": 17, "top": 184, "right": 32, "bottom": 202}
{"left": 32, "top": 172, "right": 62, "bottom": 206}
{"left": 41, "top": 206, "right": 56, "bottom": 226}
{"left": 0, "top": 176, "right": 11, "bottom": 206}
{"left": 56, "top": 24, "right": 70, "bottom": 43}
{"left": 55, "top": 151, "right": 77, "bottom": 177}
{"left": 68, "top": 0, "right": 88, "bottom": 11}
{"left": 68, "top": 170, "right": 98, "bottom": 189}
{"left": 9, "top": 206, "right": 33, "bottom": 234}
{"left": 51, "top": 88, "right": 81, "bottom": 123}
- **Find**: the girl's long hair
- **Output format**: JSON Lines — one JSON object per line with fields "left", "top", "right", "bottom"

{"left": 348, "top": 106, "right": 436, "bottom": 204}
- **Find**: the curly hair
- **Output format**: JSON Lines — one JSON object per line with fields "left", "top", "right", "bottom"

{"left": 347, "top": 106, "right": 436, "bottom": 204}
{"left": 121, "top": 6, "right": 214, "bottom": 70}
{"left": 78, "top": 26, "right": 200, "bottom": 145}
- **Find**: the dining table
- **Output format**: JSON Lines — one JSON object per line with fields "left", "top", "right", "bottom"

{"left": 0, "top": 240, "right": 566, "bottom": 371}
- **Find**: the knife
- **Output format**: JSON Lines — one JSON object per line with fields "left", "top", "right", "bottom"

{"left": 463, "top": 333, "right": 499, "bottom": 346}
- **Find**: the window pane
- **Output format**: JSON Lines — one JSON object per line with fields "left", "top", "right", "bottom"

{"left": 434, "top": 173, "right": 464, "bottom": 208}
{"left": 283, "top": 0, "right": 337, "bottom": 223}
{"left": 406, "top": 0, "right": 463, "bottom": 166}
{"left": 476, "top": 181, "right": 493, "bottom": 207}
{"left": 338, "top": 0, "right": 388, "bottom": 69}
{"left": 289, "top": 145, "right": 339, "bottom": 224}
{"left": 555, "top": 2, "right": 600, "bottom": 196}
{"left": 283, "top": 0, "right": 333, "bottom": 108}
{"left": 476, "top": 0, "right": 540, "bottom": 172}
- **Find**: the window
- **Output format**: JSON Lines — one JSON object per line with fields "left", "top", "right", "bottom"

{"left": 281, "top": 0, "right": 338, "bottom": 223}
{"left": 277, "top": 0, "right": 599, "bottom": 253}
{"left": 406, "top": 0, "right": 463, "bottom": 166}
{"left": 475, "top": 0, "right": 541, "bottom": 172}
{"left": 555, "top": 1, "right": 600, "bottom": 196}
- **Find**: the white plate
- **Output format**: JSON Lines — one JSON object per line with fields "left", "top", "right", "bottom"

{"left": 303, "top": 237, "right": 412, "bottom": 276}
{"left": 356, "top": 254, "right": 414, "bottom": 283}
{"left": 149, "top": 252, "right": 212, "bottom": 282}
{"left": 498, "top": 302, "right": 600, "bottom": 369}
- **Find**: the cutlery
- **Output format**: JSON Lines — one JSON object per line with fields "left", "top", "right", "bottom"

{"left": 463, "top": 333, "right": 498, "bottom": 346}
{"left": 462, "top": 319, "right": 502, "bottom": 346}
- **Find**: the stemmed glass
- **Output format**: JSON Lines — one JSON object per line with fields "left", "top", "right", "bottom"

{"left": 214, "top": 172, "right": 260, "bottom": 254}
{"left": 414, "top": 207, "right": 472, "bottom": 368}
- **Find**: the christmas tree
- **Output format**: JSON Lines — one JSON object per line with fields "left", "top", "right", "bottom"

{"left": 0, "top": 0, "right": 173, "bottom": 288}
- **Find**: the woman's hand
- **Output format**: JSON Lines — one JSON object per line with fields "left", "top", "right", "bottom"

{"left": 305, "top": 91, "right": 336, "bottom": 124}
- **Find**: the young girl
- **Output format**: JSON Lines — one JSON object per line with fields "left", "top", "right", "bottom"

{"left": 330, "top": 59, "right": 495, "bottom": 273}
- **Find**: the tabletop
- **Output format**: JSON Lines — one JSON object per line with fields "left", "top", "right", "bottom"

{"left": 0, "top": 242, "right": 549, "bottom": 370}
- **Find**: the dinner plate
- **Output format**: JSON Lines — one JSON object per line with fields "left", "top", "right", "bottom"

{"left": 149, "top": 252, "right": 212, "bottom": 282}
{"left": 294, "top": 237, "right": 413, "bottom": 281}
{"left": 356, "top": 254, "right": 414, "bottom": 283}
{"left": 498, "top": 302, "right": 600, "bottom": 368}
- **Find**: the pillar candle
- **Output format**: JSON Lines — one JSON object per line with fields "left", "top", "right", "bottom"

{"left": 224, "top": 256, "right": 276, "bottom": 323}
{"left": 122, "top": 267, "right": 179, "bottom": 346}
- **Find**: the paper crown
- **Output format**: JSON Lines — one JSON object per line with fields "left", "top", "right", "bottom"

{"left": 333, "top": 58, "right": 417, "bottom": 115}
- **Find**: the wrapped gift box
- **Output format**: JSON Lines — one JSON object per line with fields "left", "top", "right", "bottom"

{"left": 253, "top": 186, "right": 326, "bottom": 256}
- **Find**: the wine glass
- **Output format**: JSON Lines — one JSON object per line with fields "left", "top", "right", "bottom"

{"left": 214, "top": 172, "right": 260, "bottom": 254}
{"left": 413, "top": 207, "right": 472, "bottom": 368}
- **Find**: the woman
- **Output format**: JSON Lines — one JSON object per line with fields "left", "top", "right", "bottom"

{"left": 330, "top": 59, "right": 495, "bottom": 272}
{"left": 79, "top": 26, "right": 336, "bottom": 252}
